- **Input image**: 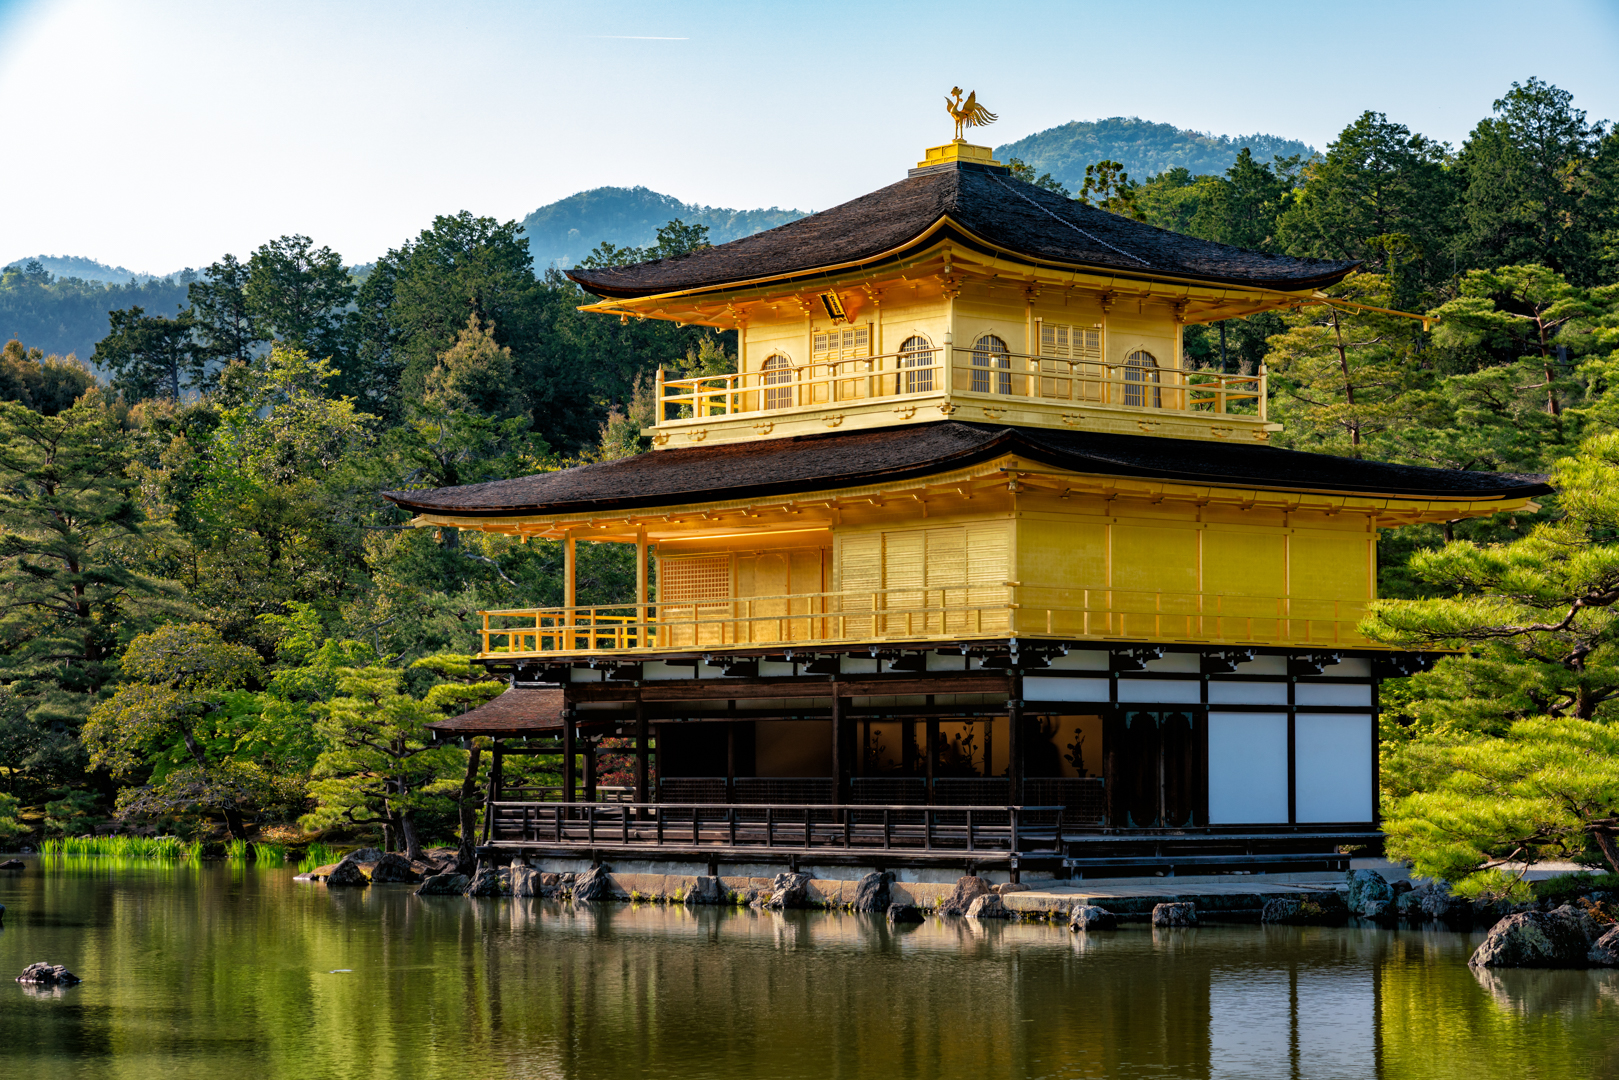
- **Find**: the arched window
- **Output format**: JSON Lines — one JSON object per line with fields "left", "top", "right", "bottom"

{"left": 899, "top": 335, "right": 934, "bottom": 394}
{"left": 762, "top": 354, "right": 793, "bottom": 410}
{"left": 971, "top": 334, "right": 1011, "bottom": 394}
{"left": 1123, "top": 349, "right": 1160, "bottom": 408}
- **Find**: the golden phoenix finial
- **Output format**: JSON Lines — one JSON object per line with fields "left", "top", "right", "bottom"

{"left": 945, "top": 87, "right": 997, "bottom": 141}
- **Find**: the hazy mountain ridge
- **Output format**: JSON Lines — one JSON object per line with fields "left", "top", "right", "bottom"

{"left": 3, "top": 254, "right": 168, "bottom": 284}
{"left": 520, "top": 186, "right": 807, "bottom": 270}
{"left": 995, "top": 117, "right": 1316, "bottom": 189}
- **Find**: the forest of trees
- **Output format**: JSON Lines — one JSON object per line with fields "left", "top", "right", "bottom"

{"left": 2, "top": 78, "right": 1618, "bottom": 891}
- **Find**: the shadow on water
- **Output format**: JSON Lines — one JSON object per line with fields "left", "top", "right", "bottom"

{"left": 2, "top": 860, "right": 1618, "bottom": 1079}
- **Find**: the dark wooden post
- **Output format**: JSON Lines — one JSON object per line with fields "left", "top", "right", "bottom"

{"left": 925, "top": 718, "right": 939, "bottom": 801}
{"left": 831, "top": 684, "right": 846, "bottom": 802}
{"left": 634, "top": 698, "right": 649, "bottom": 805}
{"left": 1008, "top": 672, "right": 1024, "bottom": 805}
{"left": 562, "top": 709, "right": 576, "bottom": 804}
{"left": 584, "top": 737, "right": 598, "bottom": 804}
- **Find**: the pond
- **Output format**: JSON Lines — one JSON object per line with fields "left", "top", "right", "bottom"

{"left": 1, "top": 859, "right": 1616, "bottom": 1079}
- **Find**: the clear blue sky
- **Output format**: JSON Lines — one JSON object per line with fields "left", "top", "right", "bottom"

{"left": 2, "top": 0, "right": 1617, "bottom": 273}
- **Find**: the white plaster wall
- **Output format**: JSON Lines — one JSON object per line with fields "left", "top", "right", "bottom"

{"left": 1208, "top": 712, "right": 1289, "bottom": 824}
{"left": 1294, "top": 713, "right": 1374, "bottom": 823}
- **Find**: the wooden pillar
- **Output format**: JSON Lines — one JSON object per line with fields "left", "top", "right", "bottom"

{"left": 634, "top": 697, "right": 649, "bottom": 805}
{"left": 564, "top": 533, "right": 578, "bottom": 626}
{"left": 584, "top": 737, "right": 598, "bottom": 804}
{"left": 491, "top": 740, "right": 504, "bottom": 803}
{"left": 925, "top": 718, "right": 939, "bottom": 802}
{"left": 903, "top": 719, "right": 917, "bottom": 777}
{"left": 635, "top": 528, "right": 648, "bottom": 647}
{"left": 830, "top": 685, "right": 846, "bottom": 802}
{"left": 726, "top": 722, "right": 736, "bottom": 801}
{"left": 1008, "top": 673, "right": 1024, "bottom": 804}
{"left": 562, "top": 709, "right": 576, "bottom": 804}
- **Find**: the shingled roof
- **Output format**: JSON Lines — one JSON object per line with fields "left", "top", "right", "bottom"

{"left": 425, "top": 687, "right": 563, "bottom": 737}
{"left": 384, "top": 422, "right": 1550, "bottom": 518}
{"left": 566, "top": 162, "right": 1358, "bottom": 298}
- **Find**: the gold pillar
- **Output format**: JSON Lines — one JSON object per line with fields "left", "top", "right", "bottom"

{"left": 564, "top": 533, "right": 577, "bottom": 634}
{"left": 635, "top": 528, "right": 648, "bottom": 647}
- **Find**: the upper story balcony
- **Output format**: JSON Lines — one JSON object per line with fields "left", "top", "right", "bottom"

{"left": 647, "top": 344, "right": 1272, "bottom": 448}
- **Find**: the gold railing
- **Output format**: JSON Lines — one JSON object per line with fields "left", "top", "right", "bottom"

{"left": 479, "top": 584, "right": 1366, "bottom": 657}
{"left": 655, "top": 348, "right": 1265, "bottom": 423}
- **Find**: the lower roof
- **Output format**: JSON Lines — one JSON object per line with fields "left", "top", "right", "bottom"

{"left": 383, "top": 422, "right": 1550, "bottom": 519}
{"left": 425, "top": 687, "right": 563, "bottom": 737}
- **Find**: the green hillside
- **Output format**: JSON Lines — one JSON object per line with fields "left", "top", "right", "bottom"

{"left": 996, "top": 117, "right": 1314, "bottom": 189}
{"left": 3, "top": 254, "right": 164, "bottom": 285}
{"left": 521, "top": 186, "right": 807, "bottom": 270}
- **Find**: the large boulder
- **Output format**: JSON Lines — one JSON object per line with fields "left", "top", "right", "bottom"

{"left": 679, "top": 876, "right": 722, "bottom": 906}
{"left": 886, "top": 903, "right": 924, "bottom": 924}
{"left": 17, "top": 962, "right": 79, "bottom": 986}
{"left": 1069, "top": 905, "right": 1117, "bottom": 931}
{"left": 1395, "top": 889, "right": 1426, "bottom": 919}
{"left": 1345, "top": 870, "right": 1393, "bottom": 910}
{"left": 1470, "top": 906, "right": 1602, "bottom": 968}
{"left": 1419, "top": 882, "right": 1473, "bottom": 924}
{"left": 937, "top": 876, "right": 993, "bottom": 916}
{"left": 509, "top": 865, "right": 540, "bottom": 897}
{"left": 765, "top": 871, "right": 812, "bottom": 910}
{"left": 414, "top": 873, "right": 469, "bottom": 896}
{"left": 851, "top": 871, "right": 893, "bottom": 913}
{"left": 369, "top": 852, "right": 422, "bottom": 884}
{"left": 346, "top": 847, "right": 384, "bottom": 863}
{"left": 1261, "top": 892, "right": 1349, "bottom": 926}
{"left": 572, "top": 864, "right": 613, "bottom": 902}
{"left": 1360, "top": 900, "right": 1396, "bottom": 923}
{"left": 464, "top": 865, "right": 505, "bottom": 897}
{"left": 965, "top": 893, "right": 1010, "bottom": 919}
{"left": 325, "top": 856, "right": 369, "bottom": 888}
{"left": 1152, "top": 902, "right": 1197, "bottom": 927}
{"left": 1589, "top": 925, "right": 1619, "bottom": 967}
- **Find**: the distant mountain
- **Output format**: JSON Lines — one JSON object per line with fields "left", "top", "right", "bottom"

{"left": 521, "top": 187, "right": 807, "bottom": 270}
{"left": 995, "top": 117, "right": 1315, "bottom": 190}
{"left": 3, "top": 254, "right": 166, "bottom": 284}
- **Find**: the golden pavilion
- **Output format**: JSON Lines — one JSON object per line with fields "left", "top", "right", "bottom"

{"left": 386, "top": 108, "right": 1548, "bottom": 881}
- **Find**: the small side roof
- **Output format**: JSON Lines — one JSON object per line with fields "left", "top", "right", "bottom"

{"left": 383, "top": 421, "right": 1551, "bottom": 518}
{"left": 425, "top": 687, "right": 563, "bottom": 738}
{"left": 566, "top": 164, "right": 1358, "bottom": 299}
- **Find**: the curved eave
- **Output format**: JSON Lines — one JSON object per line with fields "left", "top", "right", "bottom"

{"left": 381, "top": 430, "right": 1549, "bottom": 521}
{"left": 566, "top": 213, "right": 1359, "bottom": 307}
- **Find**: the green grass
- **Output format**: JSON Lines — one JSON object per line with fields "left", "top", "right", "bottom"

{"left": 40, "top": 835, "right": 203, "bottom": 860}
{"left": 226, "top": 838, "right": 251, "bottom": 862}
{"left": 297, "top": 842, "right": 338, "bottom": 872}
{"left": 252, "top": 841, "right": 287, "bottom": 864}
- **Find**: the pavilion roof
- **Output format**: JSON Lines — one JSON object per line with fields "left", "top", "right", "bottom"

{"left": 383, "top": 421, "right": 1551, "bottom": 518}
{"left": 566, "top": 162, "right": 1359, "bottom": 299}
{"left": 425, "top": 687, "right": 563, "bottom": 737}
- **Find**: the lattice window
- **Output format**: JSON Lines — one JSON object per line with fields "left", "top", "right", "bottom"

{"left": 971, "top": 334, "right": 1011, "bottom": 394}
{"left": 1124, "top": 348, "right": 1161, "bottom": 408}
{"left": 761, "top": 354, "right": 793, "bottom": 410}
{"left": 812, "top": 326, "right": 869, "bottom": 364}
{"left": 660, "top": 555, "right": 731, "bottom": 602}
{"left": 1040, "top": 322, "right": 1103, "bottom": 360}
{"left": 899, "top": 334, "right": 935, "bottom": 394}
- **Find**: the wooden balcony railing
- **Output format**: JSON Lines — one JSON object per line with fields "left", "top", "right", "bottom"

{"left": 485, "top": 800, "right": 1068, "bottom": 858}
{"left": 478, "top": 584, "right": 1369, "bottom": 657}
{"left": 655, "top": 347, "right": 1265, "bottom": 424}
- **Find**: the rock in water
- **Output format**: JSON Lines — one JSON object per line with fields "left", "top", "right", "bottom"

{"left": 1069, "top": 905, "right": 1117, "bottom": 931}
{"left": 414, "top": 873, "right": 469, "bottom": 896}
{"left": 369, "top": 853, "right": 422, "bottom": 884}
{"left": 1589, "top": 926, "right": 1619, "bottom": 967}
{"left": 1152, "top": 902, "right": 1197, "bottom": 927}
{"left": 0, "top": 858, "right": 23, "bottom": 870}
{"left": 937, "top": 875, "right": 992, "bottom": 916}
{"left": 572, "top": 864, "right": 613, "bottom": 902}
{"left": 509, "top": 865, "right": 539, "bottom": 897}
{"left": 17, "top": 962, "right": 80, "bottom": 986}
{"left": 464, "top": 865, "right": 505, "bottom": 897}
{"left": 1417, "top": 881, "right": 1472, "bottom": 924}
{"left": 1470, "top": 906, "right": 1602, "bottom": 968}
{"left": 965, "top": 893, "right": 1009, "bottom": 919}
{"left": 1344, "top": 869, "right": 1393, "bottom": 910}
{"left": 1360, "top": 900, "right": 1395, "bottom": 923}
{"left": 325, "top": 857, "right": 369, "bottom": 888}
{"left": 765, "top": 872, "right": 811, "bottom": 910}
{"left": 851, "top": 871, "right": 893, "bottom": 913}
{"left": 1261, "top": 892, "right": 1349, "bottom": 926}
{"left": 680, "top": 876, "right": 721, "bottom": 906}
{"left": 886, "top": 903, "right": 924, "bottom": 924}
{"left": 346, "top": 847, "right": 384, "bottom": 863}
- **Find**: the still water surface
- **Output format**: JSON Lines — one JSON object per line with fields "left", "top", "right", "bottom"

{"left": 1, "top": 859, "right": 1617, "bottom": 1079}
